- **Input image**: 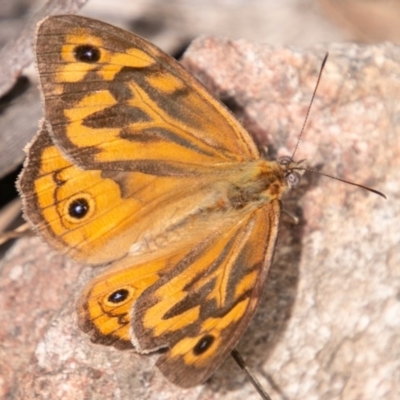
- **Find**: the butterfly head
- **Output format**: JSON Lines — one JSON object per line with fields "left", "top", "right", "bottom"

{"left": 278, "top": 156, "right": 307, "bottom": 189}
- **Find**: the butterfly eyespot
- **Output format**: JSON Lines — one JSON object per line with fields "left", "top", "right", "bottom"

{"left": 193, "top": 335, "right": 215, "bottom": 355}
{"left": 107, "top": 288, "right": 131, "bottom": 304}
{"left": 68, "top": 198, "right": 90, "bottom": 219}
{"left": 73, "top": 44, "right": 101, "bottom": 63}
{"left": 64, "top": 193, "right": 95, "bottom": 223}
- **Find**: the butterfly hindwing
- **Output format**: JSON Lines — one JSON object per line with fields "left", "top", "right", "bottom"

{"left": 78, "top": 201, "right": 281, "bottom": 386}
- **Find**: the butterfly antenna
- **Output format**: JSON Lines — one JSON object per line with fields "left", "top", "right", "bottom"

{"left": 291, "top": 53, "right": 386, "bottom": 199}
{"left": 291, "top": 53, "right": 329, "bottom": 160}
{"left": 231, "top": 349, "right": 272, "bottom": 400}
{"left": 293, "top": 167, "right": 387, "bottom": 199}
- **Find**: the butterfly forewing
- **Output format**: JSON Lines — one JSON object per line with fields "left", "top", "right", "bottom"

{"left": 36, "top": 15, "right": 260, "bottom": 175}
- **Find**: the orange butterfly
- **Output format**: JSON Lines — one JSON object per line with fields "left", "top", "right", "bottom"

{"left": 19, "top": 15, "right": 320, "bottom": 388}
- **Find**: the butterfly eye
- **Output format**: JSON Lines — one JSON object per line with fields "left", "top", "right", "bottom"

{"left": 73, "top": 44, "right": 101, "bottom": 63}
{"left": 286, "top": 171, "right": 301, "bottom": 188}
{"left": 68, "top": 198, "right": 90, "bottom": 219}
{"left": 278, "top": 156, "right": 293, "bottom": 166}
{"left": 193, "top": 335, "right": 215, "bottom": 355}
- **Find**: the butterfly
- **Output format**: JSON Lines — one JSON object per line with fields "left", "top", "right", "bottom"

{"left": 18, "top": 14, "right": 308, "bottom": 388}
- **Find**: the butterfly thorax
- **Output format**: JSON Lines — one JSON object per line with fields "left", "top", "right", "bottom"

{"left": 224, "top": 157, "right": 306, "bottom": 211}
